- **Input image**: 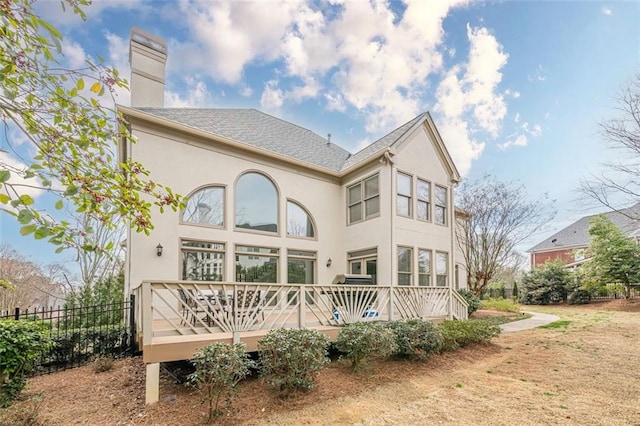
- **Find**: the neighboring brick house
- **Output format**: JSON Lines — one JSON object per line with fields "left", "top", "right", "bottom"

{"left": 528, "top": 203, "right": 640, "bottom": 268}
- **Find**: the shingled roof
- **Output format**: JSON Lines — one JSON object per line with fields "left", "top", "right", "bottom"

{"left": 132, "top": 107, "right": 427, "bottom": 173}
{"left": 528, "top": 203, "right": 640, "bottom": 252}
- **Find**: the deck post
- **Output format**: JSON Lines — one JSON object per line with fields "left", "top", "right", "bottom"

{"left": 448, "top": 287, "right": 454, "bottom": 320}
{"left": 388, "top": 286, "right": 395, "bottom": 321}
{"left": 145, "top": 362, "right": 160, "bottom": 404}
{"left": 298, "top": 285, "right": 306, "bottom": 328}
{"left": 233, "top": 331, "right": 240, "bottom": 344}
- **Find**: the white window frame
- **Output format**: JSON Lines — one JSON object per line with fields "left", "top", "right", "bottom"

{"left": 417, "top": 178, "right": 431, "bottom": 222}
{"left": 435, "top": 185, "right": 448, "bottom": 226}
{"left": 347, "top": 174, "right": 380, "bottom": 225}
{"left": 396, "top": 172, "right": 413, "bottom": 218}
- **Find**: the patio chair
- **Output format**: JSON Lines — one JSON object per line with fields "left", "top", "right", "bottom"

{"left": 235, "top": 289, "right": 265, "bottom": 323}
{"left": 178, "top": 289, "right": 208, "bottom": 326}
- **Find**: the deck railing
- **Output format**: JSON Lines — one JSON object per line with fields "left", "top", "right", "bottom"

{"left": 133, "top": 281, "right": 468, "bottom": 348}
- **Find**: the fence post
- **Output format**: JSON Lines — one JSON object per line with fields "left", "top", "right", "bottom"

{"left": 298, "top": 285, "right": 306, "bottom": 329}
{"left": 129, "top": 294, "right": 138, "bottom": 353}
{"left": 14, "top": 307, "right": 20, "bottom": 320}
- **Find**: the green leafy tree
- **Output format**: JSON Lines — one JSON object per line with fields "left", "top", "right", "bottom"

{"left": 0, "top": 0, "right": 183, "bottom": 253}
{"left": 519, "top": 260, "right": 571, "bottom": 305}
{"left": 584, "top": 215, "right": 640, "bottom": 299}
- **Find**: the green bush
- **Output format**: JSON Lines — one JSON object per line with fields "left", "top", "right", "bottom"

{"left": 0, "top": 320, "right": 52, "bottom": 407}
{"left": 188, "top": 343, "right": 255, "bottom": 422}
{"left": 567, "top": 289, "right": 591, "bottom": 305}
{"left": 457, "top": 289, "right": 481, "bottom": 315}
{"left": 480, "top": 297, "right": 520, "bottom": 312}
{"left": 45, "top": 325, "right": 126, "bottom": 368}
{"left": 387, "top": 319, "right": 442, "bottom": 360}
{"left": 258, "top": 328, "right": 329, "bottom": 396}
{"left": 438, "top": 319, "right": 501, "bottom": 352}
{"left": 519, "top": 261, "right": 571, "bottom": 305}
{"left": 335, "top": 322, "right": 395, "bottom": 370}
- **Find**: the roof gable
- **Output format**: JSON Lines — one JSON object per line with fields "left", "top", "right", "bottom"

{"left": 123, "top": 107, "right": 460, "bottom": 179}
{"left": 528, "top": 203, "right": 640, "bottom": 252}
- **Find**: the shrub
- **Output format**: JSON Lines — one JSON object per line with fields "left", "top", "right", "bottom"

{"left": 438, "top": 319, "right": 501, "bottom": 352}
{"left": 0, "top": 320, "right": 51, "bottom": 407}
{"left": 92, "top": 356, "right": 114, "bottom": 373}
{"left": 386, "top": 319, "right": 442, "bottom": 360}
{"left": 188, "top": 343, "right": 255, "bottom": 422}
{"left": 258, "top": 328, "right": 329, "bottom": 396}
{"left": 457, "top": 289, "right": 481, "bottom": 315}
{"left": 335, "top": 322, "right": 395, "bottom": 370}
{"left": 480, "top": 297, "right": 520, "bottom": 312}
{"left": 519, "top": 260, "right": 571, "bottom": 305}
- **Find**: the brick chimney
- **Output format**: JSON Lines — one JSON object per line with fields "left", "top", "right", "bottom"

{"left": 129, "top": 27, "right": 167, "bottom": 107}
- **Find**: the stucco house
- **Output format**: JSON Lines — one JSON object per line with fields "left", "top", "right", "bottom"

{"left": 528, "top": 203, "right": 640, "bottom": 268}
{"left": 120, "top": 28, "right": 469, "bottom": 403}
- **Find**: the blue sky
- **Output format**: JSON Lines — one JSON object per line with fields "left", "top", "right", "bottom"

{"left": 1, "top": 0, "right": 638, "bottom": 273}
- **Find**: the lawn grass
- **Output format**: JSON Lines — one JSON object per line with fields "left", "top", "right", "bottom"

{"left": 480, "top": 297, "right": 520, "bottom": 313}
{"left": 539, "top": 320, "right": 572, "bottom": 329}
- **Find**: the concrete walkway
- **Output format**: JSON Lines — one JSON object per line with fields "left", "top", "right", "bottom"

{"left": 499, "top": 311, "right": 560, "bottom": 333}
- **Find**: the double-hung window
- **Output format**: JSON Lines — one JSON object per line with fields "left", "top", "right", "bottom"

{"left": 396, "top": 172, "right": 412, "bottom": 217}
{"left": 435, "top": 185, "right": 448, "bottom": 225}
{"left": 398, "top": 246, "right": 413, "bottom": 286}
{"left": 417, "top": 179, "right": 431, "bottom": 221}
{"left": 436, "top": 252, "right": 448, "bottom": 286}
{"left": 418, "top": 249, "right": 431, "bottom": 286}
{"left": 348, "top": 174, "right": 379, "bottom": 224}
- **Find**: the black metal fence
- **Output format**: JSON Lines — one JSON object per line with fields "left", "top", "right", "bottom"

{"left": 0, "top": 295, "right": 137, "bottom": 376}
{"left": 481, "top": 288, "right": 516, "bottom": 300}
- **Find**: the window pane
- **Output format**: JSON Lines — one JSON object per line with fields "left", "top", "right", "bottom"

{"left": 236, "top": 173, "right": 278, "bottom": 233}
{"left": 397, "top": 195, "right": 410, "bottom": 216}
{"left": 236, "top": 246, "right": 278, "bottom": 255}
{"left": 366, "top": 259, "right": 377, "bottom": 284}
{"left": 287, "top": 201, "right": 315, "bottom": 238}
{"left": 436, "top": 275, "right": 447, "bottom": 287}
{"left": 398, "top": 247, "right": 412, "bottom": 273}
{"left": 288, "top": 250, "right": 315, "bottom": 258}
{"left": 417, "top": 200, "right": 429, "bottom": 220}
{"left": 349, "top": 203, "right": 362, "bottom": 223}
{"left": 418, "top": 250, "right": 431, "bottom": 274}
{"left": 364, "top": 175, "right": 379, "bottom": 198}
{"left": 350, "top": 261, "right": 362, "bottom": 275}
{"left": 417, "top": 180, "right": 430, "bottom": 201}
{"left": 435, "top": 206, "right": 445, "bottom": 224}
{"left": 182, "top": 251, "right": 224, "bottom": 281}
{"left": 398, "top": 273, "right": 412, "bottom": 286}
{"left": 348, "top": 184, "right": 362, "bottom": 205}
{"left": 418, "top": 273, "right": 431, "bottom": 286}
{"left": 397, "top": 173, "right": 411, "bottom": 196}
{"left": 236, "top": 255, "right": 278, "bottom": 283}
{"left": 183, "top": 187, "right": 224, "bottom": 226}
{"left": 182, "top": 241, "right": 224, "bottom": 251}
{"left": 287, "top": 258, "right": 315, "bottom": 284}
{"left": 435, "top": 186, "right": 447, "bottom": 205}
{"left": 436, "top": 252, "right": 448, "bottom": 274}
{"left": 365, "top": 196, "right": 379, "bottom": 217}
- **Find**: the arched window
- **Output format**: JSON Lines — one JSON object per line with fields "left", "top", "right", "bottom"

{"left": 182, "top": 186, "right": 224, "bottom": 227}
{"left": 235, "top": 172, "right": 278, "bottom": 233}
{"left": 287, "top": 200, "right": 315, "bottom": 238}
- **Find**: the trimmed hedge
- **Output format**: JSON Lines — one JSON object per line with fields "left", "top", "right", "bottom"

{"left": 335, "top": 322, "right": 395, "bottom": 370}
{"left": 438, "top": 319, "right": 501, "bottom": 352}
{"left": 387, "top": 319, "right": 442, "bottom": 360}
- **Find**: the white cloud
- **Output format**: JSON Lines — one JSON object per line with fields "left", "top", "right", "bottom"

{"left": 239, "top": 85, "right": 253, "bottom": 98}
{"left": 61, "top": 39, "right": 88, "bottom": 69}
{"left": 260, "top": 80, "right": 284, "bottom": 110}
{"left": 104, "top": 32, "right": 131, "bottom": 105}
{"left": 523, "top": 122, "right": 542, "bottom": 137}
{"left": 287, "top": 77, "right": 321, "bottom": 102}
{"left": 528, "top": 64, "right": 547, "bottom": 82}
{"left": 324, "top": 92, "right": 346, "bottom": 112}
{"left": 166, "top": 77, "right": 215, "bottom": 107}
{"left": 498, "top": 134, "right": 528, "bottom": 150}
{"left": 602, "top": 7, "right": 613, "bottom": 15}
{"left": 514, "top": 112, "right": 521, "bottom": 123}
{"left": 505, "top": 89, "right": 520, "bottom": 99}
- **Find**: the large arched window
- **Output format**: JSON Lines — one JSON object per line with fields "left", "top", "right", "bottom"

{"left": 287, "top": 200, "right": 315, "bottom": 238}
{"left": 235, "top": 172, "right": 278, "bottom": 233}
{"left": 182, "top": 186, "right": 224, "bottom": 227}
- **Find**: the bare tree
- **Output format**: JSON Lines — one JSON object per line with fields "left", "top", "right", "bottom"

{"left": 580, "top": 74, "right": 640, "bottom": 216}
{"left": 0, "top": 245, "right": 64, "bottom": 311}
{"left": 456, "top": 175, "right": 556, "bottom": 295}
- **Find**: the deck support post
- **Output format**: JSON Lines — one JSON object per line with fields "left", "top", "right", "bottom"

{"left": 233, "top": 331, "right": 240, "bottom": 344}
{"left": 145, "top": 362, "right": 160, "bottom": 405}
{"left": 298, "top": 285, "right": 306, "bottom": 328}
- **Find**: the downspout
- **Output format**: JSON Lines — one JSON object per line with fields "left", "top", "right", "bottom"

{"left": 449, "top": 182, "right": 457, "bottom": 319}
{"left": 382, "top": 149, "right": 396, "bottom": 320}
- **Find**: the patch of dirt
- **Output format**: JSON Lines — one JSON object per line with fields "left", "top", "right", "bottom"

{"left": 3, "top": 303, "right": 640, "bottom": 425}
{"left": 471, "top": 309, "right": 520, "bottom": 318}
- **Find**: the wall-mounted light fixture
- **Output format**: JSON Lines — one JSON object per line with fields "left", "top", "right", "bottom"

{"left": 156, "top": 243, "right": 163, "bottom": 257}
{"left": 326, "top": 258, "right": 332, "bottom": 267}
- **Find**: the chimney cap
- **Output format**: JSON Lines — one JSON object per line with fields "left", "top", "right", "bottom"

{"left": 130, "top": 27, "right": 167, "bottom": 54}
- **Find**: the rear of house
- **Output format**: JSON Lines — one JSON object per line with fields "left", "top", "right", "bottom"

{"left": 119, "top": 28, "right": 468, "bottom": 404}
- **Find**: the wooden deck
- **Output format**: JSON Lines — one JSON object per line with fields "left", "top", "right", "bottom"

{"left": 134, "top": 281, "right": 468, "bottom": 404}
